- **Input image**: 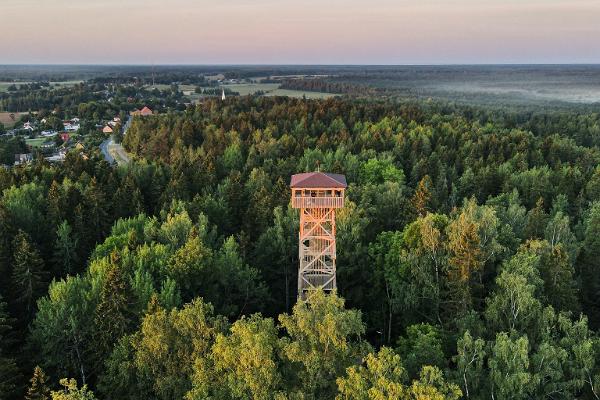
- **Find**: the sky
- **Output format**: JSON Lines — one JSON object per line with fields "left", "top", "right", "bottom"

{"left": 1, "top": 0, "right": 600, "bottom": 64}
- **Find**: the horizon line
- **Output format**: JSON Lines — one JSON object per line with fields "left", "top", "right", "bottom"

{"left": 2, "top": 63, "right": 600, "bottom": 67}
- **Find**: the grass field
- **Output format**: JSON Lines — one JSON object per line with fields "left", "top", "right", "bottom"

{"left": 0, "top": 82, "right": 19, "bottom": 93}
{"left": 265, "top": 88, "right": 336, "bottom": 99}
{"left": 223, "top": 83, "right": 280, "bottom": 95}
{"left": 190, "top": 83, "right": 336, "bottom": 100}
{"left": 25, "top": 137, "right": 49, "bottom": 148}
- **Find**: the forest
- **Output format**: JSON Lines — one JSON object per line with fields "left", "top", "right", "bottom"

{"left": 1, "top": 94, "right": 600, "bottom": 399}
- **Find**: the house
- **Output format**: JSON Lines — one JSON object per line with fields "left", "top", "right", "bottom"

{"left": 102, "top": 125, "right": 114, "bottom": 134}
{"left": 23, "top": 122, "right": 34, "bottom": 132}
{"left": 108, "top": 120, "right": 117, "bottom": 127}
{"left": 41, "top": 130, "right": 57, "bottom": 137}
{"left": 63, "top": 121, "right": 80, "bottom": 132}
{"left": 14, "top": 153, "right": 33, "bottom": 166}
{"left": 130, "top": 106, "right": 153, "bottom": 117}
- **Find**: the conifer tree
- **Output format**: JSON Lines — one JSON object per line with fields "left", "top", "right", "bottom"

{"left": 412, "top": 175, "right": 432, "bottom": 217}
{"left": 11, "top": 230, "right": 45, "bottom": 316}
{"left": 26, "top": 366, "right": 50, "bottom": 400}
{"left": 94, "top": 259, "right": 129, "bottom": 365}
{"left": 53, "top": 221, "right": 79, "bottom": 277}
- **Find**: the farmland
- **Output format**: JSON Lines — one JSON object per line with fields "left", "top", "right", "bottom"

{"left": 0, "top": 111, "right": 29, "bottom": 128}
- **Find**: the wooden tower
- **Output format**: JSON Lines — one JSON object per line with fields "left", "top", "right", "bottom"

{"left": 290, "top": 172, "right": 347, "bottom": 299}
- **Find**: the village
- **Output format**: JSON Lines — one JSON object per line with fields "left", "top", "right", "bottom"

{"left": 1, "top": 106, "right": 153, "bottom": 167}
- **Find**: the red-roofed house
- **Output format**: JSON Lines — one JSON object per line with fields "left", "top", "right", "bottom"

{"left": 102, "top": 125, "right": 113, "bottom": 134}
{"left": 140, "top": 106, "right": 153, "bottom": 116}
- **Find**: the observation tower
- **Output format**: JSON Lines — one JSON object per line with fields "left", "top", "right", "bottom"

{"left": 290, "top": 172, "right": 346, "bottom": 299}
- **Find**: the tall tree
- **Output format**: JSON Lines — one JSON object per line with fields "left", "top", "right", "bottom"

{"left": 26, "top": 366, "right": 50, "bottom": 400}
{"left": 53, "top": 221, "right": 79, "bottom": 277}
{"left": 488, "top": 333, "right": 533, "bottom": 400}
{"left": 278, "top": 290, "right": 370, "bottom": 399}
{"left": 412, "top": 175, "right": 433, "bottom": 217}
{"left": 446, "top": 207, "right": 482, "bottom": 316}
{"left": 93, "top": 259, "right": 130, "bottom": 372}
{"left": 336, "top": 347, "right": 461, "bottom": 400}
{"left": 11, "top": 230, "right": 46, "bottom": 316}
{"left": 190, "top": 314, "right": 282, "bottom": 400}
{"left": 453, "top": 331, "right": 486, "bottom": 399}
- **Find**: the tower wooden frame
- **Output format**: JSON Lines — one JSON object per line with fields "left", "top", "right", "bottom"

{"left": 290, "top": 173, "right": 346, "bottom": 299}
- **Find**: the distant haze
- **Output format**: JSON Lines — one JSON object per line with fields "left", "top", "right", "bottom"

{"left": 2, "top": 0, "right": 600, "bottom": 64}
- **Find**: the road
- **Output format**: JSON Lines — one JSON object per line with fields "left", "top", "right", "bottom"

{"left": 100, "top": 137, "right": 130, "bottom": 165}
{"left": 100, "top": 117, "right": 131, "bottom": 166}
{"left": 100, "top": 138, "right": 115, "bottom": 163}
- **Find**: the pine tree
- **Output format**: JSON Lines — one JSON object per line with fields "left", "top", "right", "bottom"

{"left": 94, "top": 259, "right": 129, "bottom": 367}
{"left": 46, "top": 180, "right": 64, "bottom": 230}
{"left": 11, "top": 230, "right": 46, "bottom": 316}
{"left": 26, "top": 366, "right": 50, "bottom": 400}
{"left": 53, "top": 221, "right": 79, "bottom": 277}
{"left": 412, "top": 175, "right": 432, "bottom": 217}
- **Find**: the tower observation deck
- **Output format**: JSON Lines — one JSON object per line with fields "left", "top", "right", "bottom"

{"left": 290, "top": 172, "right": 347, "bottom": 299}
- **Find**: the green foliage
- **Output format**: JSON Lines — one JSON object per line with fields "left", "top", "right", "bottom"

{"left": 360, "top": 158, "right": 404, "bottom": 185}
{"left": 93, "top": 260, "right": 130, "bottom": 366}
{"left": 130, "top": 299, "right": 226, "bottom": 400}
{"left": 336, "top": 347, "right": 461, "bottom": 400}
{"left": 397, "top": 324, "right": 446, "bottom": 379}
{"left": 453, "top": 331, "right": 486, "bottom": 399}
{"left": 190, "top": 314, "right": 282, "bottom": 399}
{"left": 1, "top": 94, "right": 599, "bottom": 400}
{"left": 53, "top": 221, "right": 79, "bottom": 276}
{"left": 279, "top": 290, "right": 370, "bottom": 399}
{"left": 50, "top": 379, "right": 96, "bottom": 400}
{"left": 489, "top": 333, "right": 533, "bottom": 400}
{"left": 485, "top": 248, "right": 543, "bottom": 334}
{"left": 11, "top": 230, "right": 46, "bottom": 315}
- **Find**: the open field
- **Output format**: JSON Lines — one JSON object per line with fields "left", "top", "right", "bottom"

{"left": 265, "top": 88, "right": 336, "bottom": 99}
{"left": 0, "top": 112, "right": 29, "bottom": 128}
{"left": 25, "top": 137, "right": 49, "bottom": 148}
{"left": 0, "top": 82, "right": 20, "bottom": 92}
{"left": 222, "top": 83, "right": 279, "bottom": 95}
{"left": 190, "top": 83, "right": 336, "bottom": 99}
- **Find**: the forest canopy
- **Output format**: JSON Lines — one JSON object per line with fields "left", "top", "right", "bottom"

{"left": 1, "top": 95, "right": 600, "bottom": 399}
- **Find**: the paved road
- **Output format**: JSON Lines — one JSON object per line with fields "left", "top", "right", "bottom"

{"left": 100, "top": 137, "right": 130, "bottom": 165}
{"left": 100, "top": 117, "right": 131, "bottom": 165}
{"left": 100, "top": 138, "right": 114, "bottom": 163}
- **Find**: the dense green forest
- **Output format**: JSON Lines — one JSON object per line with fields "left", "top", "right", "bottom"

{"left": 2, "top": 95, "right": 600, "bottom": 399}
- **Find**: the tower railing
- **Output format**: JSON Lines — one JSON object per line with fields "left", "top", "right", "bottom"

{"left": 292, "top": 196, "right": 345, "bottom": 209}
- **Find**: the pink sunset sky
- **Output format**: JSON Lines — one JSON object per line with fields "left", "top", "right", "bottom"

{"left": 1, "top": 0, "right": 599, "bottom": 64}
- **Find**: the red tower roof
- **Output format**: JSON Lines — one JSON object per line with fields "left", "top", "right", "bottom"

{"left": 290, "top": 172, "right": 347, "bottom": 188}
